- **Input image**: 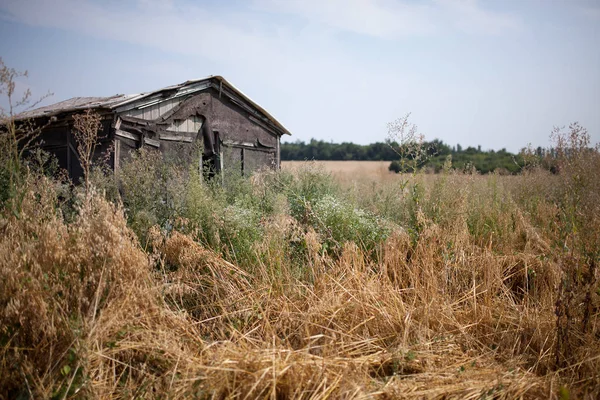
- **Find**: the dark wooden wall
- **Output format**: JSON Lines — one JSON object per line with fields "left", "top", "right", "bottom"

{"left": 35, "top": 117, "right": 114, "bottom": 184}
{"left": 163, "top": 88, "right": 279, "bottom": 175}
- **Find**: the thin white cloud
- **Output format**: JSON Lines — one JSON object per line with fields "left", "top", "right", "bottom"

{"left": 254, "top": 0, "right": 522, "bottom": 38}
{"left": 0, "top": 0, "right": 522, "bottom": 72}
{"left": 0, "top": 0, "right": 377, "bottom": 90}
{"left": 435, "top": 0, "right": 522, "bottom": 35}
{"left": 0, "top": 0, "right": 276, "bottom": 65}
{"left": 254, "top": 0, "right": 438, "bottom": 38}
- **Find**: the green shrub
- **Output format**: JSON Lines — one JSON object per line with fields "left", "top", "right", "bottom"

{"left": 118, "top": 148, "right": 187, "bottom": 242}
{"left": 181, "top": 167, "right": 222, "bottom": 247}
{"left": 219, "top": 201, "right": 263, "bottom": 267}
{"left": 284, "top": 163, "right": 339, "bottom": 222}
{"left": 310, "top": 194, "right": 390, "bottom": 254}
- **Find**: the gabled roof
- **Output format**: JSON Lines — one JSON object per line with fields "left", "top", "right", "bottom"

{"left": 18, "top": 76, "right": 291, "bottom": 136}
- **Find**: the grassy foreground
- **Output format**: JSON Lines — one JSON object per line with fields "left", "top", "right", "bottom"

{"left": 1, "top": 129, "right": 599, "bottom": 398}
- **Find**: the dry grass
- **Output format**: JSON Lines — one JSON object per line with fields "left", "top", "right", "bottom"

{"left": 1, "top": 145, "right": 599, "bottom": 398}
{"left": 282, "top": 160, "right": 394, "bottom": 181}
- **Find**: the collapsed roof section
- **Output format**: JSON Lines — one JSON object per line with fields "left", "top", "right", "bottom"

{"left": 17, "top": 76, "right": 291, "bottom": 137}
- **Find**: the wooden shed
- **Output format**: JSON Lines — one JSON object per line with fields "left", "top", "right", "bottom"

{"left": 19, "top": 76, "right": 291, "bottom": 182}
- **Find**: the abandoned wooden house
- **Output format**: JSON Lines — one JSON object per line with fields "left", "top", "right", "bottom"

{"left": 19, "top": 76, "right": 291, "bottom": 182}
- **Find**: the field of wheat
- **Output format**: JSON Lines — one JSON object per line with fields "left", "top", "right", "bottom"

{"left": 282, "top": 160, "right": 393, "bottom": 179}
{"left": 1, "top": 125, "right": 600, "bottom": 399}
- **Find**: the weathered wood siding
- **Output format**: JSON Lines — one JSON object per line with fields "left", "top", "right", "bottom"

{"left": 163, "top": 88, "right": 278, "bottom": 174}
{"left": 121, "top": 98, "right": 182, "bottom": 120}
{"left": 33, "top": 79, "right": 283, "bottom": 183}
{"left": 166, "top": 116, "right": 204, "bottom": 133}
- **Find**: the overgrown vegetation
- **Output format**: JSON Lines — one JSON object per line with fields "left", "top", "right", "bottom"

{"left": 1, "top": 61, "right": 600, "bottom": 399}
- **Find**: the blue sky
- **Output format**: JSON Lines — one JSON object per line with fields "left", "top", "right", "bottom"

{"left": 0, "top": 0, "right": 598, "bottom": 152}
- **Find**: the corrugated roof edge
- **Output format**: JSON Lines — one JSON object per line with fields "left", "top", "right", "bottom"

{"left": 16, "top": 76, "right": 291, "bottom": 136}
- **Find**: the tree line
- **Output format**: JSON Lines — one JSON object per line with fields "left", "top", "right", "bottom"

{"left": 281, "top": 139, "right": 561, "bottom": 175}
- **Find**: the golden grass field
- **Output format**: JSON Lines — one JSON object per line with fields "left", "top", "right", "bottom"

{"left": 282, "top": 160, "right": 393, "bottom": 177}
{"left": 2, "top": 144, "right": 599, "bottom": 398}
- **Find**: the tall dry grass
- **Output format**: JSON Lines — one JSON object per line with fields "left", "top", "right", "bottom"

{"left": 1, "top": 122, "right": 599, "bottom": 398}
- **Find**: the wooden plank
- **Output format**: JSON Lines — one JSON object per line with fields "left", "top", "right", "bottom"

{"left": 115, "top": 85, "right": 205, "bottom": 113}
{"left": 144, "top": 137, "right": 160, "bottom": 148}
{"left": 221, "top": 141, "right": 275, "bottom": 153}
{"left": 118, "top": 115, "right": 151, "bottom": 126}
{"left": 67, "top": 127, "right": 72, "bottom": 172}
{"left": 150, "top": 106, "right": 159, "bottom": 120}
{"left": 160, "top": 99, "right": 180, "bottom": 117}
{"left": 68, "top": 141, "right": 80, "bottom": 163}
{"left": 166, "top": 120, "right": 180, "bottom": 132}
{"left": 257, "top": 138, "right": 275, "bottom": 149}
{"left": 241, "top": 147, "right": 245, "bottom": 176}
{"left": 222, "top": 139, "right": 255, "bottom": 148}
{"left": 122, "top": 103, "right": 164, "bottom": 121}
{"left": 193, "top": 115, "right": 203, "bottom": 131}
{"left": 123, "top": 108, "right": 144, "bottom": 119}
{"left": 159, "top": 133, "right": 193, "bottom": 143}
{"left": 165, "top": 116, "right": 203, "bottom": 133}
{"left": 276, "top": 137, "right": 280, "bottom": 168}
{"left": 114, "top": 139, "right": 120, "bottom": 172}
{"left": 135, "top": 97, "right": 162, "bottom": 109}
{"left": 157, "top": 99, "right": 184, "bottom": 122}
{"left": 158, "top": 99, "right": 180, "bottom": 117}
{"left": 115, "top": 129, "right": 140, "bottom": 141}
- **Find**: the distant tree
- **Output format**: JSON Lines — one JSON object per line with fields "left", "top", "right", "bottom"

{"left": 281, "top": 135, "right": 547, "bottom": 176}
